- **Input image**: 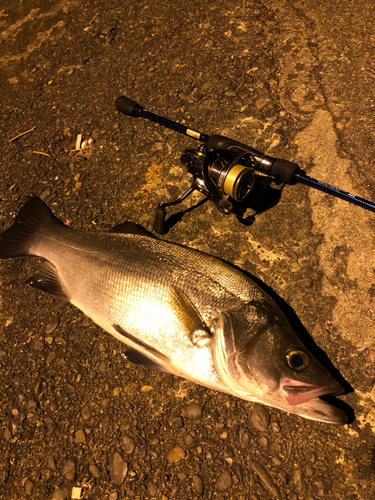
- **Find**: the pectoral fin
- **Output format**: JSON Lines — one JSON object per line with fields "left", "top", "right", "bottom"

{"left": 123, "top": 347, "right": 171, "bottom": 373}
{"left": 171, "top": 286, "right": 211, "bottom": 343}
{"left": 113, "top": 324, "right": 171, "bottom": 373}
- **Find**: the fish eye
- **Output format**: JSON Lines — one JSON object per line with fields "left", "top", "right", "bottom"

{"left": 285, "top": 349, "right": 310, "bottom": 371}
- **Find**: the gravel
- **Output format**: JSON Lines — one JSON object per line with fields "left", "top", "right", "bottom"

{"left": 0, "top": 0, "right": 374, "bottom": 499}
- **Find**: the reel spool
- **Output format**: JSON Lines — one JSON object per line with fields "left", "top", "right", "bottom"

{"left": 203, "top": 150, "right": 256, "bottom": 203}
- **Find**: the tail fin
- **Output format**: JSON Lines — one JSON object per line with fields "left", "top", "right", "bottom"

{"left": 0, "top": 196, "right": 63, "bottom": 259}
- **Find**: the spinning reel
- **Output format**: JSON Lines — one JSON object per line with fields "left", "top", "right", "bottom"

{"left": 116, "top": 95, "right": 375, "bottom": 234}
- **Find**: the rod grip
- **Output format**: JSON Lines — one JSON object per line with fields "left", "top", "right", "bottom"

{"left": 115, "top": 96, "right": 143, "bottom": 117}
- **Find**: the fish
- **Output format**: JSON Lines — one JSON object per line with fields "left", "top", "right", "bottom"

{"left": 0, "top": 196, "right": 346, "bottom": 424}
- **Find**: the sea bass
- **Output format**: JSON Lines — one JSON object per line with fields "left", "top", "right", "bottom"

{"left": 0, "top": 197, "right": 346, "bottom": 424}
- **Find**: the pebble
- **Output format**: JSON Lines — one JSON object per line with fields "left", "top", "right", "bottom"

{"left": 124, "top": 382, "right": 136, "bottom": 395}
{"left": 62, "top": 459, "right": 76, "bottom": 481}
{"left": 33, "top": 339, "right": 45, "bottom": 351}
{"left": 51, "top": 485, "right": 70, "bottom": 500}
{"left": 40, "top": 188, "right": 51, "bottom": 200}
{"left": 98, "top": 360, "right": 107, "bottom": 372}
{"left": 250, "top": 404, "right": 270, "bottom": 431}
{"left": 25, "top": 479, "right": 34, "bottom": 495}
{"left": 45, "top": 320, "right": 59, "bottom": 334}
{"left": 170, "top": 485, "right": 179, "bottom": 498}
{"left": 184, "top": 434, "right": 194, "bottom": 446}
{"left": 313, "top": 475, "right": 330, "bottom": 497}
{"left": 0, "top": 461, "right": 9, "bottom": 485}
{"left": 255, "top": 98, "right": 268, "bottom": 109}
{"left": 215, "top": 470, "right": 232, "bottom": 492}
{"left": 81, "top": 405, "right": 92, "bottom": 420}
{"left": 306, "top": 466, "right": 315, "bottom": 477}
{"left": 249, "top": 459, "right": 280, "bottom": 497}
{"left": 239, "top": 427, "right": 251, "bottom": 446}
{"left": 108, "top": 492, "right": 119, "bottom": 500}
{"left": 70, "top": 360, "right": 81, "bottom": 374}
{"left": 258, "top": 437, "right": 268, "bottom": 447}
{"left": 144, "top": 425, "right": 155, "bottom": 436}
{"left": 48, "top": 401, "right": 57, "bottom": 412}
{"left": 89, "top": 464, "right": 101, "bottom": 478}
{"left": 185, "top": 402, "right": 203, "bottom": 419}
{"left": 27, "top": 398, "right": 37, "bottom": 409}
{"left": 101, "top": 414, "right": 110, "bottom": 434}
{"left": 271, "top": 422, "right": 280, "bottom": 433}
{"left": 146, "top": 479, "right": 157, "bottom": 496}
{"left": 172, "top": 416, "right": 184, "bottom": 428}
{"left": 109, "top": 451, "right": 128, "bottom": 485}
{"left": 34, "top": 379, "right": 44, "bottom": 397}
{"left": 140, "top": 385, "right": 153, "bottom": 392}
{"left": 167, "top": 446, "right": 186, "bottom": 463}
{"left": 192, "top": 474, "right": 204, "bottom": 495}
{"left": 122, "top": 435, "right": 135, "bottom": 454}
{"left": 4, "top": 426, "right": 12, "bottom": 442}
{"left": 293, "top": 468, "right": 306, "bottom": 493}
{"left": 75, "top": 429, "right": 86, "bottom": 443}
{"left": 47, "top": 351, "right": 56, "bottom": 365}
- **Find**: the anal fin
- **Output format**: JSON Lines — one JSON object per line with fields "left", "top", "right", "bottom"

{"left": 26, "top": 262, "right": 69, "bottom": 301}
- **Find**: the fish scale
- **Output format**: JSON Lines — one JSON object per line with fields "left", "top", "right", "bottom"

{"left": 0, "top": 197, "right": 347, "bottom": 424}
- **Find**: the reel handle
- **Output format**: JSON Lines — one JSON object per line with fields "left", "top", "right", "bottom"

{"left": 153, "top": 204, "right": 167, "bottom": 235}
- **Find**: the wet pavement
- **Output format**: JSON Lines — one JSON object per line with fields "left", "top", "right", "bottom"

{"left": 0, "top": 0, "right": 375, "bottom": 499}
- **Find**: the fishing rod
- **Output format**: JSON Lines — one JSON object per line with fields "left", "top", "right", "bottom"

{"left": 116, "top": 95, "right": 375, "bottom": 234}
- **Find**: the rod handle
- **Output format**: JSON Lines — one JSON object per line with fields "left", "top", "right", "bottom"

{"left": 115, "top": 96, "right": 143, "bottom": 117}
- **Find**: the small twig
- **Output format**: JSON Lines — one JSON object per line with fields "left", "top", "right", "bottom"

{"left": 33, "top": 151, "right": 50, "bottom": 157}
{"left": 9, "top": 126, "right": 36, "bottom": 143}
{"left": 75, "top": 134, "right": 83, "bottom": 150}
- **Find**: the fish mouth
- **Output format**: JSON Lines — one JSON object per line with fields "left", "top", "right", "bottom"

{"left": 281, "top": 378, "right": 344, "bottom": 406}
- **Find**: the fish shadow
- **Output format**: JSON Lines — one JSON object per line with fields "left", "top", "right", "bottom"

{"left": 241, "top": 268, "right": 355, "bottom": 424}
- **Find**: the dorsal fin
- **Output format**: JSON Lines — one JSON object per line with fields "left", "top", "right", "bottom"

{"left": 111, "top": 221, "right": 157, "bottom": 238}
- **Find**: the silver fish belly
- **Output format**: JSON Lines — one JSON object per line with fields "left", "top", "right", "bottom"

{"left": 0, "top": 197, "right": 347, "bottom": 424}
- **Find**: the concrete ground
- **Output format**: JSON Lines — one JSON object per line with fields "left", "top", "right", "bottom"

{"left": 0, "top": 0, "right": 374, "bottom": 498}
